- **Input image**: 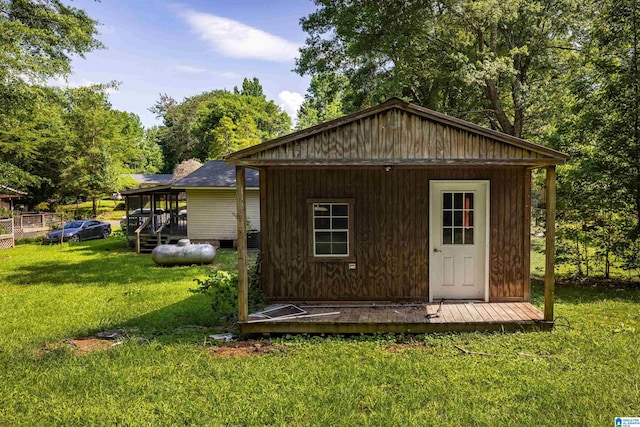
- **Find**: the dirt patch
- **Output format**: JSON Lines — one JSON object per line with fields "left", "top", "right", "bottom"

{"left": 36, "top": 337, "right": 122, "bottom": 357}
{"left": 208, "top": 340, "right": 286, "bottom": 357}
{"left": 65, "top": 338, "right": 119, "bottom": 353}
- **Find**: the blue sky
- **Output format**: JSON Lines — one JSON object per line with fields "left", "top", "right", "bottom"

{"left": 57, "top": 0, "right": 317, "bottom": 127}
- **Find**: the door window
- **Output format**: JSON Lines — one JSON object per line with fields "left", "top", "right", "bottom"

{"left": 442, "top": 192, "right": 474, "bottom": 245}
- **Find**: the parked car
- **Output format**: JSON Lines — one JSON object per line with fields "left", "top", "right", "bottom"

{"left": 120, "top": 208, "right": 165, "bottom": 229}
{"left": 44, "top": 220, "right": 111, "bottom": 243}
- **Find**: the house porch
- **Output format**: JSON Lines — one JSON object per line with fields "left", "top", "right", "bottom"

{"left": 240, "top": 302, "right": 548, "bottom": 334}
{"left": 121, "top": 186, "right": 187, "bottom": 253}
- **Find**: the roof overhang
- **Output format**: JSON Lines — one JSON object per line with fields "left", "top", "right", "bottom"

{"left": 121, "top": 185, "right": 179, "bottom": 196}
{"left": 179, "top": 186, "right": 260, "bottom": 190}
{"left": 0, "top": 184, "right": 27, "bottom": 197}
{"left": 229, "top": 159, "right": 564, "bottom": 168}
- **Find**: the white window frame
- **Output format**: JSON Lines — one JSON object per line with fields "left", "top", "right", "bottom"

{"left": 308, "top": 199, "right": 355, "bottom": 261}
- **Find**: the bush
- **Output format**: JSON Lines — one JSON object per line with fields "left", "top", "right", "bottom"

{"left": 17, "top": 236, "right": 46, "bottom": 245}
{"left": 110, "top": 228, "right": 126, "bottom": 240}
{"left": 190, "top": 261, "right": 266, "bottom": 324}
{"left": 35, "top": 202, "right": 50, "bottom": 212}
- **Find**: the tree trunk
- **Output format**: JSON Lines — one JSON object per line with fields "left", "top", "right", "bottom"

{"left": 583, "top": 234, "right": 589, "bottom": 278}
{"left": 480, "top": 23, "right": 517, "bottom": 137}
{"left": 92, "top": 197, "right": 97, "bottom": 218}
{"left": 575, "top": 237, "right": 583, "bottom": 277}
{"left": 484, "top": 79, "right": 515, "bottom": 136}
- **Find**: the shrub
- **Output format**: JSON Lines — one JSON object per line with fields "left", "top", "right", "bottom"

{"left": 35, "top": 202, "right": 50, "bottom": 212}
{"left": 17, "top": 237, "right": 45, "bottom": 245}
{"left": 110, "top": 228, "right": 126, "bottom": 240}
{"left": 191, "top": 261, "right": 266, "bottom": 324}
{"left": 192, "top": 270, "right": 238, "bottom": 322}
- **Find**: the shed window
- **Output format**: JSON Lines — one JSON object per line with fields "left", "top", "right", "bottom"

{"left": 311, "top": 202, "right": 352, "bottom": 257}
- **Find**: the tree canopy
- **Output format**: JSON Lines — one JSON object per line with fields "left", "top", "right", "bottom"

{"left": 0, "top": 1, "right": 164, "bottom": 211}
{"left": 297, "top": 0, "right": 582, "bottom": 138}
{"left": 152, "top": 79, "right": 291, "bottom": 171}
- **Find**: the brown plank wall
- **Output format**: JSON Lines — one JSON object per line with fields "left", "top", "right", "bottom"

{"left": 260, "top": 167, "right": 529, "bottom": 302}
{"left": 248, "top": 108, "right": 544, "bottom": 161}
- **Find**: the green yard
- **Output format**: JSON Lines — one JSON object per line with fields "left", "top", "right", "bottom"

{"left": 0, "top": 239, "right": 638, "bottom": 426}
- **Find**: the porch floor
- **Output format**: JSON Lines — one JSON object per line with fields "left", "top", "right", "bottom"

{"left": 241, "top": 302, "right": 549, "bottom": 334}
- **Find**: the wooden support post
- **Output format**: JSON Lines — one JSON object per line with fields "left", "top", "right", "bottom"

{"left": 544, "top": 165, "right": 556, "bottom": 321}
{"left": 125, "top": 196, "right": 130, "bottom": 249}
{"left": 236, "top": 166, "right": 248, "bottom": 322}
{"left": 523, "top": 168, "right": 532, "bottom": 301}
{"left": 151, "top": 193, "right": 156, "bottom": 232}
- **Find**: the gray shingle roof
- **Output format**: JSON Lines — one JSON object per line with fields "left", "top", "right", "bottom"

{"left": 172, "top": 160, "right": 259, "bottom": 188}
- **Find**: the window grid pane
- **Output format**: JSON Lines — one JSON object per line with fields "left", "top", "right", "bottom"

{"left": 313, "top": 203, "right": 350, "bottom": 256}
{"left": 442, "top": 192, "right": 474, "bottom": 245}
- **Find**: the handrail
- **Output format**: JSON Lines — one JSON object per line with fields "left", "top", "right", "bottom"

{"left": 135, "top": 216, "right": 152, "bottom": 254}
{"left": 155, "top": 222, "right": 167, "bottom": 246}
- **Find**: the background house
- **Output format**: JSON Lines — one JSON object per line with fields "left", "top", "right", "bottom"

{"left": 170, "top": 161, "right": 260, "bottom": 248}
{"left": 0, "top": 184, "right": 27, "bottom": 213}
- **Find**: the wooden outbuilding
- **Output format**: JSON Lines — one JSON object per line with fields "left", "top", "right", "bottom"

{"left": 225, "top": 98, "right": 567, "bottom": 334}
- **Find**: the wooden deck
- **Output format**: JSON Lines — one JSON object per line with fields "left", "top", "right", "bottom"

{"left": 241, "top": 302, "right": 550, "bottom": 334}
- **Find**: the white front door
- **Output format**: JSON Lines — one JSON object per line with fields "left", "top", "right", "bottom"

{"left": 429, "top": 181, "right": 489, "bottom": 301}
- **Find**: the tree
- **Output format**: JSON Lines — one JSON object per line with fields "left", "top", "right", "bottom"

{"left": 296, "top": 72, "right": 348, "bottom": 130}
{"left": 0, "top": 85, "right": 70, "bottom": 192}
{"left": 538, "top": 0, "right": 640, "bottom": 278}
{"left": 132, "top": 126, "right": 164, "bottom": 173}
{"left": 234, "top": 77, "right": 265, "bottom": 98}
{"left": 153, "top": 80, "right": 291, "bottom": 170}
{"left": 297, "top": 0, "right": 581, "bottom": 138}
{"left": 590, "top": 0, "right": 640, "bottom": 231}
{"left": 0, "top": 0, "right": 101, "bottom": 198}
{"left": 0, "top": 0, "right": 102, "bottom": 83}
{"left": 61, "top": 84, "right": 145, "bottom": 216}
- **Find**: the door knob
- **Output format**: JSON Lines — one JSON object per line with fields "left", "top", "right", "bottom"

{"left": 433, "top": 248, "right": 442, "bottom": 253}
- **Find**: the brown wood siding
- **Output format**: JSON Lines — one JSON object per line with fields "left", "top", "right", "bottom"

{"left": 247, "top": 109, "right": 540, "bottom": 163}
{"left": 260, "top": 167, "right": 528, "bottom": 302}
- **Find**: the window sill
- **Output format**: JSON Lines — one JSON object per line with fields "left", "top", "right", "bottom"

{"left": 308, "top": 256, "right": 356, "bottom": 263}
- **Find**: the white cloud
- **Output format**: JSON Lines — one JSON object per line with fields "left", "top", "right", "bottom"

{"left": 278, "top": 90, "right": 304, "bottom": 119}
{"left": 178, "top": 8, "right": 300, "bottom": 62}
{"left": 175, "top": 64, "right": 205, "bottom": 74}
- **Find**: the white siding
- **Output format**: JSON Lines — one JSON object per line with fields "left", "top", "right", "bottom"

{"left": 186, "top": 188, "right": 260, "bottom": 241}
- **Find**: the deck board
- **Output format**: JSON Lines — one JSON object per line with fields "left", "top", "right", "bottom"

{"left": 508, "top": 303, "right": 532, "bottom": 321}
{"left": 484, "top": 304, "right": 501, "bottom": 322}
{"left": 243, "top": 302, "right": 548, "bottom": 334}
{"left": 473, "top": 304, "right": 493, "bottom": 322}
{"left": 499, "top": 303, "right": 521, "bottom": 321}
{"left": 447, "top": 304, "right": 463, "bottom": 322}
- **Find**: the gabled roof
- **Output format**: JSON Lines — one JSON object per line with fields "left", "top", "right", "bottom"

{"left": 172, "top": 160, "right": 259, "bottom": 188}
{"left": 225, "top": 98, "right": 568, "bottom": 167}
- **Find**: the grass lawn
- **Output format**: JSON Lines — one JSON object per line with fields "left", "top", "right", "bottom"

{"left": 0, "top": 239, "right": 639, "bottom": 426}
